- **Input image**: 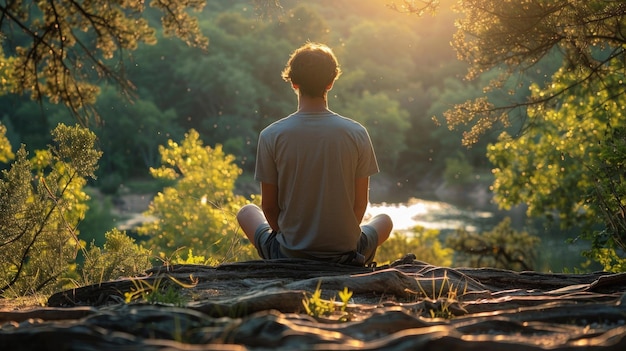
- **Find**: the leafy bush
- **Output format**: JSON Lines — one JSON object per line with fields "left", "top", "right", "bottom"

{"left": 80, "top": 229, "right": 152, "bottom": 285}
{"left": 137, "top": 129, "right": 257, "bottom": 263}
{"left": 376, "top": 226, "right": 453, "bottom": 266}
{"left": 0, "top": 124, "right": 101, "bottom": 296}
{"left": 581, "top": 126, "right": 626, "bottom": 272}
{"left": 446, "top": 217, "right": 540, "bottom": 271}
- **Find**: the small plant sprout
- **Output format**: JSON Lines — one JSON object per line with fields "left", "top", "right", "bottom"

{"left": 302, "top": 281, "right": 335, "bottom": 318}
{"left": 302, "top": 282, "right": 354, "bottom": 321}
{"left": 407, "top": 270, "right": 464, "bottom": 319}
{"left": 338, "top": 286, "right": 353, "bottom": 312}
{"left": 123, "top": 274, "right": 197, "bottom": 307}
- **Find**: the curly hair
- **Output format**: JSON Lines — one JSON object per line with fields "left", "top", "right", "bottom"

{"left": 281, "top": 42, "right": 342, "bottom": 98}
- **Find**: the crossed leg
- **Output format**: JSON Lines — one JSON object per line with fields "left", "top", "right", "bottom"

{"left": 237, "top": 203, "right": 393, "bottom": 246}
{"left": 365, "top": 213, "right": 393, "bottom": 245}
{"left": 236, "top": 204, "right": 266, "bottom": 243}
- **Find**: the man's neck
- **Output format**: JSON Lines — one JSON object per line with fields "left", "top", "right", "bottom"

{"left": 297, "top": 93, "right": 329, "bottom": 113}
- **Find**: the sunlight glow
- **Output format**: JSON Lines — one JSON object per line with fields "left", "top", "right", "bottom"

{"left": 365, "top": 198, "right": 494, "bottom": 233}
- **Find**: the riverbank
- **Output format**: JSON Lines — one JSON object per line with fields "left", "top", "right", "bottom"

{"left": 104, "top": 176, "right": 596, "bottom": 273}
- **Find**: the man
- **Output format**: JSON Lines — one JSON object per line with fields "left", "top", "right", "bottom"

{"left": 237, "top": 42, "right": 392, "bottom": 265}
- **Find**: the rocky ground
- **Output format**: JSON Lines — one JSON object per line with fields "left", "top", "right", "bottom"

{"left": 1, "top": 255, "right": 626, "bottom": 350}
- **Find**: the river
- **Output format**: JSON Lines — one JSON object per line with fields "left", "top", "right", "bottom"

{"left": 113, "top": 189, "right": 599, "bottom": 273}
{"left": 364, "top": 196, "right": 599, "bottom": 273}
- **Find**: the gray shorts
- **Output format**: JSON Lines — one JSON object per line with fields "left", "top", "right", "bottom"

{"left": 253, "top": 224, "right": 379, "bottom": 265}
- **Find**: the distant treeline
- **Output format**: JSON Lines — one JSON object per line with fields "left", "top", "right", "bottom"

{"left": 0, "top": 0, "right": 559, "bottom": 194}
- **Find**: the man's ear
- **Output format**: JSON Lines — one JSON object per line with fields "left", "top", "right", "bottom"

{"left": 292, "top": 82, "right": 299, "bottom": 90}
{"left": 326, "top": 82, "right": 334, "bottom": 91}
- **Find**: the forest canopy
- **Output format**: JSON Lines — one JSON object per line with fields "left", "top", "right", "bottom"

{"left": 2, "top": 0, "right": 482, "bottom": 188}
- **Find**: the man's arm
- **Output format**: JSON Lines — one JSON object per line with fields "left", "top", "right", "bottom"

{"left": 354, "top": 177, "right": 370, "bottom": 223}
{"left": 261, "top": 182, "right": 280, "bottom": 231}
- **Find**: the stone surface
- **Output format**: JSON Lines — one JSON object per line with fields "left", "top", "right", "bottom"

{"left": 2, "top": 255, "right": 626, "bottom": 350}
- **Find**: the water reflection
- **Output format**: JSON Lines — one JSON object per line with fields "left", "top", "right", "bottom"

{"left": 365, "top": 196, "right": 599, "bottom": 272}
{"left": 365, "top": 197, "right": 496, "bottom": 234}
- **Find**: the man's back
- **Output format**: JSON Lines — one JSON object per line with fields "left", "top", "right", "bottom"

{"left": 236, "top": 42, "right": 392, "bottom": 265}
{"left": 255, "top": 110, "right": 378, "bottom": 258}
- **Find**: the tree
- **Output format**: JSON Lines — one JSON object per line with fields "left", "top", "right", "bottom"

{"left": 444, "top": 1, "right": 625, "bottom": 142}
{"left": 137, "top": 129, "right": 256, "bottom": 263}
{"left": 443, "top": 0, "right": 626, "bottom": 269}
{"left": 123, "top": 12, "right": 295, "bottom": 172}
{"left": 88, "top": 86, "right": 183, "bottom": 183}
{"left": 338, "top": 91, "right": 410, "bottom": 173}
{"left": 270, "top": 4, "right": 330, "bottom": 46}
{"left": 339, "top": 20, "right": 419, "bottom": 98}
{"left": 392, "top": 0, "right": 626, "bottom": 268}
{"left": 488, "top": 65, "right": 626, "bottom": 270}
{"left": 0, "top": 124, "right": 101, "bottom": 296}
{"left": 0, "top": 0, "right": 208, "bottom": 122}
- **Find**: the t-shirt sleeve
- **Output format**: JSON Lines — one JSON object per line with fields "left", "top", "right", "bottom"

{"left": 254, "top": 130, "right": 278, "bottom": 184}
{"left": 355, "top": 128, "right": 379, "bottom": 178}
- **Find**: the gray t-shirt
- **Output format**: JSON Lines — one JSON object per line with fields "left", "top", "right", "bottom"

{"left": 255, "top": 110, "right": 379, "bottom": 259}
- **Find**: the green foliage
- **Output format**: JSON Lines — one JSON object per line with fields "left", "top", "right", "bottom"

{"left": 171, "top": 248, "right": 219, "bottom": 266}
{"left": 1, "top": 98, "right": 61, "bottom": 152}
{"left": 0, "top": 46, "right": 16, "bottom": 96}
{"left": 443, "top": 152, "right": 474, "bottom": 186}
{"left": 137, "top": 129, "right": 256, "bottom": 263}
{"left": 76, "top": 190, "right": 118, "bottom": 249}
{"left": 584, "top": 248, "right": 626, "bottom": 273}
{"left": 339, "top": 20, "right": 418, "bottom": 95}
{"left": 90, "top": 86, "right": 184, "bottom": 180}
{"left": 428, "top": 60, "right": 558, "bottom": 174}
{"left": 0, "top": 0, "right": 207, "bottom": 121}
{"left": 0, "top": 124, "right": 101, "bottom": 296}
{"left": 80, "top": 229, "right": 152, "bottom": 285}
{"left": 487, "top": 61, "right": 626, "bottom": 269}
{"left": 123, "top": 14, "right": 294, "bottom": 173}
{"left": 447, "top": 0, "right": 625, "bottom": 144}
{"left": 441, "top": 0, "right": 626, "bottom": 269}
{"left": 338, "top": 91, "right": 410, "bottom": 172}
{"left": 1, "top": 123, "right": 155, "bottom": 297}
{"left": 0, "top": 122, "right": 14, "bottom": 163}
{"left": 446, "top": 218, "right": 540, "bottom": 271}
{"left": 302, "top": 282, "right": 353, "bottom": 321}
{"left": 3, "top": 0, "right": 472, "bottom": 191}
{"left": 123, "top": 275, "right": 197, "bottom": 307}
{"left": 376, "top": 226, "right": 453, "bottom": 266}
{"left": 581, "top": 126, "right": 626, "bottom": 272}
{"left": 272, "top": 4, "right": 331, "bottom": 46}
{"left": 409, "top": 271, "right": 463, "bottom": 319}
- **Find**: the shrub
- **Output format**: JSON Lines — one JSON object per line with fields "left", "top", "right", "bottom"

{"left": 376, "top": 226, "right": 453, "bottom": 266}
{"left": 446, "top": 217, "right": 540, "bottom": 271}
{"left": 0, "top": 124, "right": 101, "bottom": 296}
{"left": 137, "top": 129, "right": 256, "bottom": 263}
{"left": 80, "top": 229, "right": 152, "bottom": 285}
